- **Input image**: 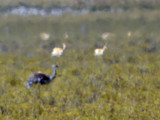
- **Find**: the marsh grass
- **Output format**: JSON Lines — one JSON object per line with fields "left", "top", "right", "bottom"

{"left": 0, "top": 9, "right": 160, "bottom": 119}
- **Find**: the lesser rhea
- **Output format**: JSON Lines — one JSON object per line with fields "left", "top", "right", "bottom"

{"left": 27, "top": 65, "right": 58, "bottom": 89}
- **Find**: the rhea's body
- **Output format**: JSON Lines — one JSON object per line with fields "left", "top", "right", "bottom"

{"left": 27, "top": 65, "right": 58, "bottom": 89}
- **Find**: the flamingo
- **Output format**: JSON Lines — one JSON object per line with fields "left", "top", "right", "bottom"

{"left": 94, "top": 44, "right": 107, "bottom": 56}
{"left": 51, "top": 43, "right": 66, "bottom": 57}
{"left": 40, "top": 32, "right": 50, "bottom": 41}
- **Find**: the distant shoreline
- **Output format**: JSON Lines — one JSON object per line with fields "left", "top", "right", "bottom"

{"left": 0, "top": 5, "right": 158, "bottom": 16}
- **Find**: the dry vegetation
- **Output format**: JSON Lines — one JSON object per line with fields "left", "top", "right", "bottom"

{"left": 0, "top": 9, "right": 160, "bottom": 119}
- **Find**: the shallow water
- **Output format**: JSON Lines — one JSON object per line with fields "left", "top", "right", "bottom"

{"left": 1, "top": 6, "right": 125, "bottom": 16}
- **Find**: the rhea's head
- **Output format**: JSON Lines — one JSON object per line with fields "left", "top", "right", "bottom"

{"left": 52, "top": 64, "right": 59, "bottom": 69}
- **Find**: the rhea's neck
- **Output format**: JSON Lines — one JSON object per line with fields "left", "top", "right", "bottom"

{"left": 50, "top": 68, "right": 57, "bottom": 81}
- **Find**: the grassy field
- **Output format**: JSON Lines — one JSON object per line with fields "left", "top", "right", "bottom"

{"left": 0, "top": 9, "right": 160, "bottom": 119}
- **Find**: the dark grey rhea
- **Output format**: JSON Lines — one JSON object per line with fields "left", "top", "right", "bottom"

{"left": 27, "top": 65, "right": 58, "bottom": 89}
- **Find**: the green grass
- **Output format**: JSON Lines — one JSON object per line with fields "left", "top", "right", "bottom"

{"left": 0, "top": 9, "right": 160, "bottom": 119}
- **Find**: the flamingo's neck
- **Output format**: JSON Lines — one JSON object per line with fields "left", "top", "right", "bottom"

{"left": 102, "top": 46, "right": 107, "bottom": 52}
{"left": 63, "top": 44, "right": 66, "bottom": 50}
